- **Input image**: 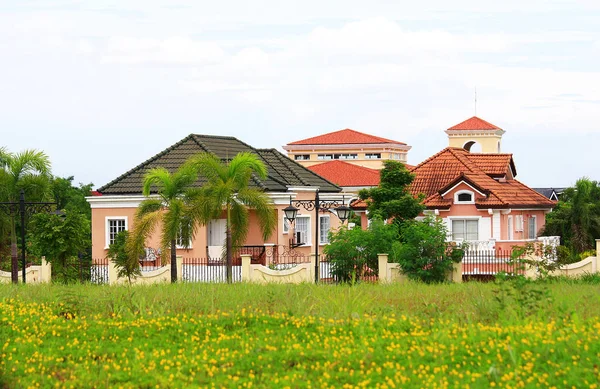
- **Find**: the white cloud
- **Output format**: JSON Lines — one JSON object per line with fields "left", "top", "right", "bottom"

{"left": 101, "top": 36, "right": 224, "bottom": 64}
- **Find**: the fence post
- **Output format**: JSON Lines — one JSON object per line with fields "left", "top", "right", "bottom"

{"left": 108, "top": 260, "right": 118, "bottom": 285}
{"left": 264, "top": 243, "right": 275, "bottom": 267}
{"left": 176, "top": 255, "right": 183, "bottom": 282}
{"left": 378, "top": 254, "right": 389, "bottom": 283}
{"left": 40, "top": 256, "right": 51, "bottom": 283}
{"left": 241, "top": 254, "right": 252, "bottom": 282}
{"left": 595, "top": 239, "right": 600, "bottom": 273}
{"left": 450, "top": 262, "right": 463, "bottom": 283}
{"left": 309, "top": 254, "right": 316, "bottom": 283}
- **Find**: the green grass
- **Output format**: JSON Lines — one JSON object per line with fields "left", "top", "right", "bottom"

{"left": 1, "top": 281, "right": 600, "bottom": 388}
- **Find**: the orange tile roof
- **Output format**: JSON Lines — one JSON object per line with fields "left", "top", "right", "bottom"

{"left": 447, "top": 116, "right": 502, "bottom": 131}
{"left": 307, "top": 160, "right": 380, "bottom": 187}
{"left": 409, "top": 148, "right": 554, "bottom": 209}
{"left": 287, "top": 129, "right": 406, "bottom": 146}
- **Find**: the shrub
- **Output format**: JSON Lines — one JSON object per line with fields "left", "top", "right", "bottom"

{"left": 324, "top": 219, "right": 398, "bottom": 283}
{"left": 392, "top": 217, "right": 463, "bottom": 283}
{"left": 107, "top": 230, "right": 142, "bottom": 283}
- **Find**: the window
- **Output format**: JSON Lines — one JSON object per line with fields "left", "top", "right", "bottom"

{"left": 528, "top": 216, "right": 537, "bottom": 239}
{"left": 294, "top": 154, "right": 310, "bottom": 161}
{"left": 454, "top": 190, "right": 474, "bottom": 204}
{"left": 176, "top": 226, "right": 192, "bottom": 249}
{"left": 451, "top": 219, "right": 478, "bottom": 241}
{"left": 365, "top": 153, "right": 381, "bottom": 159}
{"left": 515, "top": 215, "right": 524, "bottom": 232}
{"left": 106, "top": 217, "right": 127, "bottom": 247}
{"left": 295, "top": 215, "right": 311, "bottom": 245}
{"left": 319, "top": 215, "right": 330, "bottom": 244}
{"left": 317, "top": 153, "right": 357, "bottom": 160}
{"left": 507, "top": 216, "right": 514, "bottom": 240}
{"left": 282, "top": 216, "right": 290, "bottom": 234}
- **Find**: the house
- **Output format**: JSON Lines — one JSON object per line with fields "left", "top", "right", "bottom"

{"left": 283, "top": 128, "right": 411, "bottom": 170}
{"left": 353, "top": 116, "right": 556, "bottom": 250}
{"left": 532, "top": 188, "right": 565, "bottom": 201}
{"left": 87, "top": 134, "right": 344, "bottom": 261}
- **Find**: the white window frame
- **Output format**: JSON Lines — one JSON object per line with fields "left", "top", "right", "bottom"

{"left": 176, "top": 227, "right": 193, "bottom": 249}
{"left": 294, "top": 154, "right": 310, "bottom": 161}
{"left": 507, "top": 215, "right": 514, "bottom": 240}
{"left": 515, "top": 215, "right": 524, "bottom": 232}
{"left": 294, "top": 215, "right": 311, "bottom": 246}
{"left": 450, "top": 218, "right": 479, "bottom": 242}
{"left": 454, "top": 190, "right": 475, "bottom": 204}
{"left": 282, "top": 215, "right": 290, "bottom": 234}
{"left": 319, "top": 215, "right": 330, "bottom": 245}
{"left": 528, "top": 215, "right": 537, "bottom": 239}
{"left": 105, "top": 217, "right": 128, "bottom": 249}
{"left": 365, "top": 153, "right": 381, "bottom": 159}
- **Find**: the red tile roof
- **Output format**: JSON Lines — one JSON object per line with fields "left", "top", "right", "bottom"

{"left": 307, "top": 160, "right": 380, "bottom": 187}
{"left": 409, "top": 148, "right": 554, "bottom": 209}
{"left": 447, "top": 116, "right": 502, "bottom": 131}
{"left": 287, "top": 129, "right": 406, "bottom": 146}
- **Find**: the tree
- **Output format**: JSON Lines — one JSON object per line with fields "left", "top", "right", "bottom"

{"left": 541, "top": 178, "right": 600, "bottom": 255}
{"left": 391, "top": 217, "right": 464, "bottom": 283}
{"left": 28, "top": 209, "right": 91, "bottom": 283}
{"left": 187, "top": 152, "right": 277, "bottom": 283}
{"left": 0, "top": 148, "right": 51, "bottom": 278}
{"left": 107, "top": 231, "right": 142, "bottom": 284}
{"left": 324, "top": 218, "right": 398, "bottom": 283}
{"left": 358, "top": 160, "right": 425, "bottom": 227}
{"left": 50, "top": 176, "right": 93, "bottom": 219}
{"left": 127, "top": 162, "right": 203, "bottom": 283}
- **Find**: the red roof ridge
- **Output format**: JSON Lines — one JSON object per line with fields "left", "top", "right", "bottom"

{"left": 447, "top": 116, "right": 502, "bottom": 131}
{"left": 287, "top": 128, "right": 405, "bottom": 146}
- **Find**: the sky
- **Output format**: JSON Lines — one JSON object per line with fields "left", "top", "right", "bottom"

{"left": 1, "top": 0, "right": 599, "bottom": 189}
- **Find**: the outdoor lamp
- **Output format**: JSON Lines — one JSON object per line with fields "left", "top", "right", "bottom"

{"left": 283, "top": 199, "right": 299, "bottom": 223}
{"left": 335, "top": 204, "right": 351, "bottom": 223}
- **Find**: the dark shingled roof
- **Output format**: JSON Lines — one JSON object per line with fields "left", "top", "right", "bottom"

{"left": 98, "top": 134, "right": 341, "bottom": 194}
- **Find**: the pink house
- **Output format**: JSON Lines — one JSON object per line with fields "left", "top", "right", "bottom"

{"left": 354, "top": 117, "right": 556, "bottom": 251}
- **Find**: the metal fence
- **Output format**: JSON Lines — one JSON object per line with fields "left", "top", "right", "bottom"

{"left": 462, "top": 249, "right": 525, "bottom": 281}
{"left": 181, "top": 258, "right": 241, "bottom": 283}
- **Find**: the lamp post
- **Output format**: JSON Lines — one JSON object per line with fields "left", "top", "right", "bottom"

{"left": 0, "top": 190, "right": 56, "bottom": 283}
{"left": 283, "top": 189, "right": 351, "bottom": 283}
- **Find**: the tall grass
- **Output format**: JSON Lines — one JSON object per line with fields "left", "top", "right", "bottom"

{"left": 1, "top": 280, "right": 599, "bottom": 323}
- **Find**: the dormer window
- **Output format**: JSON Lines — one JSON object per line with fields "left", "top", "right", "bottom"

{"left": 454, "top": 190, "right": 475, "bottom": 204}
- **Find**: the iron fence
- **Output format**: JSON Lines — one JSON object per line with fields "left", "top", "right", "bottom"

{"left": 462, "top": 248, "right": 525, "bottom": 281}
{"left": 181, "top": 258, "right": 241, "bottom": 283}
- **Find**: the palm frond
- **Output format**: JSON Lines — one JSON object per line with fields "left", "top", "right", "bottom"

{"left": 136, "top": 199, "right": 163, "bottom": 218}
{"left": 185, "top": 153, "right": 227, "bottom": 184}
{"left": 142, "top": 167, "right": 173, "bottom": 197}
{"left": 126, "top": 209, "right": 162, "bottom": 261}
{"left": 228, "top": 152, "right": 268, "bottom": 189}
{"left": 237, "top": 187, "right": 277, "bottom": 242}
{"left": 9, "top": 149, "right": 51, "bottom": 180}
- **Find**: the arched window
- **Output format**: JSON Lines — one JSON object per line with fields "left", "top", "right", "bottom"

{"left": 463, "top": 141, "right": 481, "bottom": 152}
{"left": 454, "top": 190, "right": 475, "bottom": 204}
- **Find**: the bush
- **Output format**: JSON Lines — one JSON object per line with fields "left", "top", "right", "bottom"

{"left": 107, "top": 230, "right": 142, "bottom": 283}
{"left": 392, "top": 217, "right": 463, "bottom": 283}
{"left": 324, "top": 219, "right": 398, "bottom": 283}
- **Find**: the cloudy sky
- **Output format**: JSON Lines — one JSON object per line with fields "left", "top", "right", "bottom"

{"left": 1, "top": 0, "right": 599, "bottom": 189}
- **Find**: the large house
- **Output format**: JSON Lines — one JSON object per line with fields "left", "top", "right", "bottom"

{"left": 350, "top": 117, "right": 556, "bottom": 250}
{"left": 87, "top": 134, "right": 344, "bottom": 261}
{"left": 283, "top": 128, "right": 411, "bottom": 170}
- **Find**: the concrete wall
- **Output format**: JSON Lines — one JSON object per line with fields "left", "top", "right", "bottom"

{"left": 0, "top": 257, "right": 51, "bottom": 284}
{"left": 241, "top": 254, "right": 315, "bottom": 283}
{"left": 108, "top": 256, "right": 182, "bottom": 285}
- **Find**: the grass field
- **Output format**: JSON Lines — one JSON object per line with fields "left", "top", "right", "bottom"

{"left": 1, "top": 280, "right": 600, "bottom": 388}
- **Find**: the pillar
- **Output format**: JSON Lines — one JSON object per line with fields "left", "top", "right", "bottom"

{"left": 176, "top": 255, "right": 183, "bottom": 282}
{"left": 241, "top": 254, "right": 252, "bottom": 282}
{"left": 40, "top": 256, "right": 51, "bottom": 283}
{"left": 108, "top": 260, "right": 118, "bottom": 285}
{"left": 378, "top": 254, "right": 389, "bottom": 283}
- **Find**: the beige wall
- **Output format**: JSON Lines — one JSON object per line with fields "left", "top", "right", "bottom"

{"left": 89, "top": 191, "right": 351, "bottom": 260}
{"left": 286, "top": 146, "right": 408, "bottom": 170}
{"left": 447, "top": 133, "right": 503, "bottom": 154}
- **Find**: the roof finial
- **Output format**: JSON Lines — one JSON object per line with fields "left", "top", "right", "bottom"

{"left": 474, "top": 86, "right": 477, "bottom": 116}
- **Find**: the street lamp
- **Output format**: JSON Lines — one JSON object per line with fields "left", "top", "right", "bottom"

{"left": 0, "top": 190, "right": 56, "bottom": 283}
{"left": 284, "top": 190, "right": 350, "bottom": 283}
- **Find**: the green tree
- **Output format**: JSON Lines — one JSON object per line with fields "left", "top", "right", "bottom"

{"left": 107, "top": 230, "right": 142, "bottom": 284}
{"left": 391, "top": 217, "right": 464, "bottom": 283}
{"left": 127, "top": 162, "right": 203, "bottom": 283}
{"left": 51, "top": 176, "right": 93, "bottom": 219}
{"left": 0, "top": 148, "right": 51, "bottom": 277}
{"left": 542, "top": 178, "right": 600, "bottom": 255}
{"left": 324, "top": 218, "right": 398, "bottom": 283}
{"left": 28, "top": 210, "right": 91, "bottom": 283}
{"left": 358, "top": 160, "right": 425, "bottom": 226}
{"left": 187, "top": 152, "right": 277, "bottom": 283}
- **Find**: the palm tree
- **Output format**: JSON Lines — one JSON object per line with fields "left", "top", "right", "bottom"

{"left": 127, "top": 162, "right": 202, "bottom": 283}
{"left": 187, "top": 152, "right": 277, "bottom": 283}
{"left": 0, "top": 148, "right": 51, "bottom": 280}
